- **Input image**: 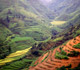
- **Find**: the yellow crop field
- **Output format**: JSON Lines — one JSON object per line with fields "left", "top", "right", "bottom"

{"left": 7, "top": 47, "right": 32, "bottom": 58}
{"left": 51, "top": 21, "right": 66, "bottom": 25}
{"left": 0, "top": 58, "right": 15, "bottom": 65}
{"left": 0, "top": 47, "right": 32, "bottom": 65}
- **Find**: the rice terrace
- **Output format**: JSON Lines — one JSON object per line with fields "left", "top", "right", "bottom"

{"left": 0, "top": 0, "right": 80, "bottom": 70}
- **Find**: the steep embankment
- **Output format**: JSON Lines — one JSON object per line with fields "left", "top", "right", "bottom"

{"left": 29, "top": 36, "right": 80, "bottom": 70}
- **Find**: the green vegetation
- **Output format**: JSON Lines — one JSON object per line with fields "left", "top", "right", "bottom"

{"left": 0, "top": 47, "right": 31, "bottom": 66}
{"left": 73, "top": 43, "right": 80, "bottom": 49}
{"left": 57, "top": 66, "right": 67, "bottom": 70}
{"left": 53, "top": 37, "right": 63, "bottom": 42}
{"left": 11, "top": 37, "right": 33, "bottom": 42}
{"left": 38, "top": 50, "right": 44, "bottom": 54}
{"left": 63, "top": 40, "right": 69, "bottom": 46}
{"left": 0, "top": 0, "right": 53, "bottom": 68}
{"left": 76, "top": 29, "right": 80, "bottom": 34}
{"left": 57, "top": 63, "right": 80, "bottom": 70}
{"left": 41, "top": 53, "right": 49, "bottom": 62}
{"left": 51, "top": 25, "right": 63, "bottom": 32}
{"left": 0, "top": 59, "right": 33, "bottom": 70}
{"left": 60, "top": 49, "right": 67, "bottom": 55}
{"left": 0, "top": 0, "right": 80, "bottom": 70}
{"left": 0, "top": 41, "right": 11, "bottom": 59}
{"left": 69, "top": 63, "right": 80, "bottom": 70}
{"left": 55, "top": 47, "right": 68, "bottom": 59}
{"left": 73, "top": 29, "right": 80, "bottom": 38}
{"left": 55, "top": 51, "right": 68, "bottom": 59}
{"left": 68, "top": 51, "right": 80, "bottom": 57}
{"left": 30, "top": 57, "right": 39, "bottom": 67}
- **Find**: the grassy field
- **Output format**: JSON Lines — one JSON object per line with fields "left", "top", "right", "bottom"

{"left": 0, "top": 58, "right": 34, "bottom": 70}
{"left": 11, "top": 37, "right": 34, "bottom": 43}
{"left": 76, "top": 29, "right": 80, "bottom": 34}
{"left": 50, "top": 21, "right": 66, "bottom": 32}
{"left": 51, "top": 21, "right": 66, "bottom": 25}
{"left": 53, "top": 36, "right": 63, "bottom": 42}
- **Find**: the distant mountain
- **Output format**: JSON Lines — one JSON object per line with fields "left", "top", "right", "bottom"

{"left": 50, "top": 0, "right": 80, "bottom": 14}
{"left": 49, "top": 0, "right": 80, "bottom": 20}
{"left": 27, "top": 0, "right": 55, "bottom": 19}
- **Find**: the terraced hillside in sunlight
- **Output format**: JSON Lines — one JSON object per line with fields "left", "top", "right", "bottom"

{"left": 29, "top": 36, "right": 80, "bottom": 70}
{"left": 0, "top": 47, "right": 31, "bottom": 66}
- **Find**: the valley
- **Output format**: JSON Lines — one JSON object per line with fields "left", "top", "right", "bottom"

{"left": 0, "top": 0, "right": 80, "bottom": 70}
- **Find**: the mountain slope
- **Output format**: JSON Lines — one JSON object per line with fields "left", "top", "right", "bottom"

{"left": 49, "top": 0, "right": 80, "bottom": 21}
{"left": 50, "top": 0, "right": 80, "bottom": 15}
{"left": 0, "top": 0, "right": 80, "bottom": 70}
{"left": 29, "top": 36, "right": 80, "bottom": 70}
{"left": 0, "top": 0, "right": 54, "bottom": 53}
{"left": 0, "top": 0, "right": 54, "bottom": 67}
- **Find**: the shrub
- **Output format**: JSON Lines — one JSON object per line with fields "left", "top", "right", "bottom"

{"left": 57, "top": 66, "right": 66, "bottom": 70}
{"left": 69, "top": 43, "right": 72, "bottom": 46}
{"left": 73, "top": 43, "right": 80, "bottom": 49}
{"left": 55, "top": 51, "right": 68, "bottom": 59}
{"left": 61, "top": 50, "right": 67, "bottom": 55}
{"left": 68, "top": 63, "right": 80, "bottom": 70}
{"left": 65, "top": 64, "right": 71, "bottom": 68}
{"left": 0, "top": 41, "right": 11, "bottom": 59}
{"left": 57, "top": 63, "right": 80, "bottom": 70}
{"left": 68, "top": 51, "right": 79, "bottom": 57}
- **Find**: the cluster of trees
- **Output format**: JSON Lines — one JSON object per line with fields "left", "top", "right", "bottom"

{"left": 55, "top": 47, "right": 68, "bottom": 59}
{"left": 67, "top": 51, "right": 80, "bottom": 57}
{"left": 0, "top": 40, "right": 11, "bottom": 59}
{"left": 57, "top": 63, "right": 80, "bottom": 70}
{"left": 73, "top": 43, "right": 80, "bottom": 49}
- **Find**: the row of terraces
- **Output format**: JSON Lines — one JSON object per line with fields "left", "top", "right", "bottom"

{"left": 29, "top": 35, "right": 80, "bottom": 70}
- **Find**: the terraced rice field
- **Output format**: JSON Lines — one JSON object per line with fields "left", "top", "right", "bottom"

{"left": 29, "top": 36, "right": 80, "bottom": 70}
{"left": 0, "top": 47, "right": 31, "bottom": 65}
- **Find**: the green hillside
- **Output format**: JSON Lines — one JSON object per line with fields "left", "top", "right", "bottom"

{"left": 0, "top": 0, "right": 80, "bottom": 70}
{"left": 0, "top": 0, "right": 53, "bottom": 53}
{"left": 0, "top": 0, "right": 53, "bottom": 68}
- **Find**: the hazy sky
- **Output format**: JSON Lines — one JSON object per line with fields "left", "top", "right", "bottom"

{"left": 40, "top": 0, "right": 52, "bottom": 4}
{"left": 44, "top": 0, "right": 52, "bottom": 2}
